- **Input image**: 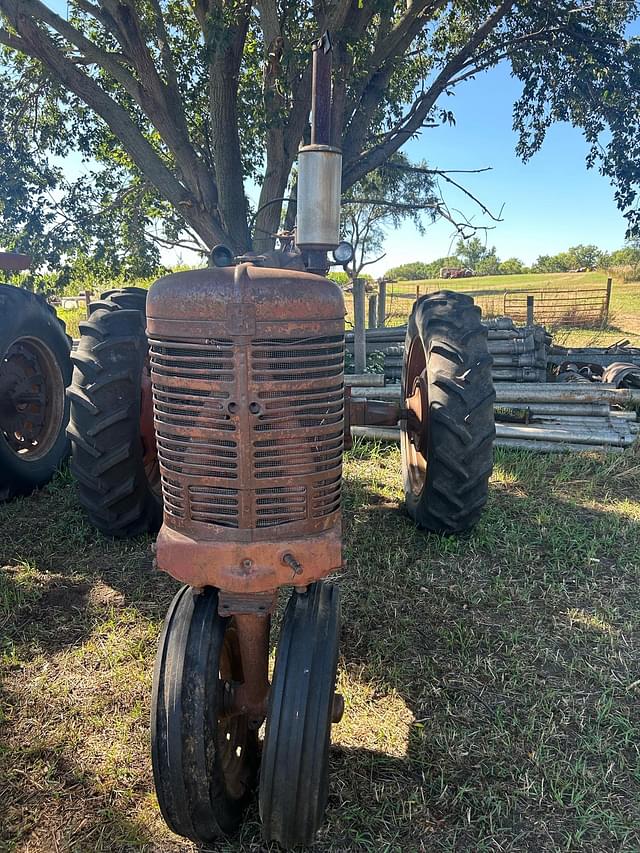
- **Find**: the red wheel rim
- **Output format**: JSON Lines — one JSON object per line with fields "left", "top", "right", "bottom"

{"left": 401, "top": 334, "right": 429, "bottom": 497}
{"left": 0, "top": 337, "right": 65, "bottom": 461}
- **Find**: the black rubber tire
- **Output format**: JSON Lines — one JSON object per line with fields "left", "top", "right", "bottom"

{"left": 67, "top": 287, "right": 162, "bottom": 537}
{"left": 0, "top": 284, "right": 72, "bottom": 499}
{"left": 401, "top": 291, "right": 495, "bottom": 534}
{"left": 260, "top": 582, "right": 340, "bottom": 847}
{"left": 151, "top": 586, "right": 258, "bottom": 843}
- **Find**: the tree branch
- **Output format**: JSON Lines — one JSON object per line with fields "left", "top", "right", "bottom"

{"left": 145, "top": 230, "right": 209, "bottom": 255}
{"left": 343, "top": 0, "right": 516, "bottom": 189}
{"left": 12, "top": 0, "right": 139, "bottom": 95}
{"left": 0, "top": 5, "right": 227, "bottom": 247}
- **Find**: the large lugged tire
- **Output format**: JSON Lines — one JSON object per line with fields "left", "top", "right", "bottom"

{"left": 401, "top": 291, "right": 495, "bottom": 534}
{"left": 0, "top": 284, "right": 72, "bottom": 499}
{"left": 67, "top": 287, "right": 162, "bottom": 537}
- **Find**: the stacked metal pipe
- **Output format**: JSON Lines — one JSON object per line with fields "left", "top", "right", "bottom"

{"left": 484, "top": 317, "right": 550, "bottom": 382}
{"left": 345, "top": 317, "right": 549, "bottom": 383}
{"left": 491, "top": 383, "right": 639, "bottom": 451}
{"left": 349, "top": 382, "right": 640, "bottom": 453}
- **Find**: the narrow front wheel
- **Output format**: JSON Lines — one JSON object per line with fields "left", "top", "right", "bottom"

{"left": 260, "top": 582, "right": 341, "bottom": 847}
{"left": 151, "top": 586, "right": 258, "bottom": 842}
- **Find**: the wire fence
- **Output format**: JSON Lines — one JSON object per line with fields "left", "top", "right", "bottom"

{"left": 503, "top": 287, "right": 610, "bottom": 327}
{"left": 345, "top": 279, "right": 612, "bottom": 330}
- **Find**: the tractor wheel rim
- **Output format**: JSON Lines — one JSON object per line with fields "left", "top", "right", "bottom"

{"left": 0, "top": 337, "right": 65, "bottom": 462}
{"left": 403, "top": 334, "right": 428, "bottom": 497}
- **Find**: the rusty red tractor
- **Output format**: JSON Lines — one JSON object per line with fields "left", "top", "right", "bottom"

{"left": 0, "top": 252, "right": 72, "bottom": 501}
{"left": 67, "top": 36, "right": 494, "bottom": 849}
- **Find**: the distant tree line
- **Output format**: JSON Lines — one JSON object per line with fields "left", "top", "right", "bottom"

{"left": 385, "top": 240, "right": 640, "bottom": 280}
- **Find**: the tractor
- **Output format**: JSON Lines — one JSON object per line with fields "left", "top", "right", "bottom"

{"left": 66, "top": 35, "right": 494, "bottom": 848}
{"left": 0, "top": 251, "right": 72, "bottom": 500}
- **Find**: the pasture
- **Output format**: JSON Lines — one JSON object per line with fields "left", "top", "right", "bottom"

{"left": 379, "top": 272, "right": 640, "bottom": 346}
{"left": 1, "top": 445, "right": 639, "bottom": 851}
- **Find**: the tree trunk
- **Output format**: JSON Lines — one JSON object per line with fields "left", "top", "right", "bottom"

{"left": 253, "top": 130, "right": 294, "bottom": 254}
{"left": 209, "top": 60, "right": 251, "bottom": 252}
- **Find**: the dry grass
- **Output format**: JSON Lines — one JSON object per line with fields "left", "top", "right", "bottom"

{"left": 1, "top": 446, "right": 640, "bottom": 852}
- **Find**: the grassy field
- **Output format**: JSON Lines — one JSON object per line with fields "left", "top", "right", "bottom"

{"left": 57, "top": 271, "right": 640, "bottom": 347}
{"left": 1, "top": 445, "right": 639, "bottom": 852}
{"left": 355, "top": 271, "right": 640, "bottom": 347}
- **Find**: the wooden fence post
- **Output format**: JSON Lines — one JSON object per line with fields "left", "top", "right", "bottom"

{"left": 604, "top": 277, "right": 612, "bottom": 323}
{"left": 377, "top": 279, "right": 387, "bottom": 328}
{"left": 353, "top": 278, "right": 367, "bottom": 374}
{"left": 84, "top": 290, "right": 92, "bottom": 319}
{"left": 416, "top": 284, "right": 421, "bottom": 301}
{"left": 526, "top": 294, "right": 534, "bottom": 326}
{"left": 368, "top": 294, "right": 377, "bottom": 329}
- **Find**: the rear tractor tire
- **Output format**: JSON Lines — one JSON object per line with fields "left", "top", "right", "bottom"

{"left": 401, "top": 291, "right": 495, "bottom": 534}
{"left": 67, "top": 287, "right": 162, "bottom": 537}
{"left": 0, "top": 284, "right": 72, "bottom": 499}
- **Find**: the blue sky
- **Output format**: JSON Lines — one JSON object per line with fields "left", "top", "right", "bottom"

{"left": 373, "top": 60, "right": 631, "bottom": 276}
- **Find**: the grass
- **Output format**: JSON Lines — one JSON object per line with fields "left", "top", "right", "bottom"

{"left": 1, "top": 448, "right": 640, "bottom": 852}
{"left": 56, "top": 306, "right": 85, "bottom": 339}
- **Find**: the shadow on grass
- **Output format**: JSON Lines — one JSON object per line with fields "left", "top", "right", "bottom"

{"left": 0, "top": 681, "right": 181, "bottom": 853}
{"left": 334, "top": 446, "right": 640, "bottom": 849}
{"left": 1, "top": 448, "right": 639, "bottom": 850}
{"left": 0, "top": 467, "right": 181, "bottom": 658}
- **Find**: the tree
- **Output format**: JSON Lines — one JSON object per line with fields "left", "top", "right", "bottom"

{"left": 0, "top": 72, "right": 162, "bottom": 287}
{"left": 475, "top": 249, "right": 500, "bottom": 275}
{"left": 385, "top": 261, "right": 436, "bottom": 281}
{"left": 564, "top": 244, "right": 603, "bottom": 269}
{"left": 340, "top": 154, "right": 438, "bottom": 277}
{"left": 532, "top": 253, "right": 569, "bottom": 273}
{"left": 606, "top": 245, "right": 640, "bottom": 267}
{"left": 456, "top": 237, "right": 496, "bottom": 270}
{"left": 499, "top": 257, "right": 526, "bottom": 275}
{"left": 1, "top": 0, "right": 640, "bottom": 262}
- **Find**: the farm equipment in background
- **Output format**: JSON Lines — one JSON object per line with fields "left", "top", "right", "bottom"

{"left": 440, "top": 266, "right": 474, "bottom": 279}
{"left": 66, "top": 34, "right": 495, "bottom": 847}
{"left": 0, "top": 251, "right": 72, "bottom": 500}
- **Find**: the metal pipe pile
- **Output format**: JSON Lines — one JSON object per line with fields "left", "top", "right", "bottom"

{"left": 349, "top": 382, "right": 640, "bottom": 453}
{"left": 345, "top": 317, "right": 550, "bottom": 383}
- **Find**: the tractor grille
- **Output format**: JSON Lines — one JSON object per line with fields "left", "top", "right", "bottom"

{"left": 150, "top": 334, "right": 344, "bottom": 530}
